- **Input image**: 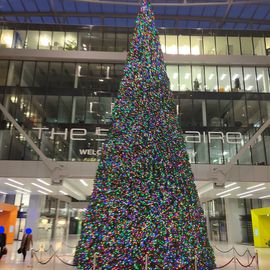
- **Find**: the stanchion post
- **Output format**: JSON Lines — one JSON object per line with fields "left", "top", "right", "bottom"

{"left": 145, "top": 254, "right": 148, "bottom": 270}
{"left": 246, "top": 248, "right": 250, "bottom": 265}
{"left": 256, "top": 251, "right": 260, "bottom": 270}
{"left": 93, "top": 253, "right": 97, "bottom": 270}
{"left": 233, "top": 247, "right": 236, "bottom": 270}
{"left": 53, "top": 253, "right": 56, "bottom": 270}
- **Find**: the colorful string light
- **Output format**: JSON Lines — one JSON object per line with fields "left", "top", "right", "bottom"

{"left": 74, "top": 0, "right": 215, "bottom": 269}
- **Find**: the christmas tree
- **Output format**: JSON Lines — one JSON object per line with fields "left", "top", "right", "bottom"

{"left": 74, "top": 0, "right": 215, "bottom": 269}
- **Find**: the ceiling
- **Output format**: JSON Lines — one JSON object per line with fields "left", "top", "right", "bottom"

{"left": 0, "top": 177, "right": 270, "bottom": 203}
{"left": 0, "top": 0, "right": 270, "bottom": 30}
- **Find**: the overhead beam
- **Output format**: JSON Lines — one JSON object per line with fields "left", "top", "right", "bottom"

{"left": 73, "top": 0, "right": 269, "bottom": 7}
{"left": 1, "top": 11, "right": 270, "bottom": 25}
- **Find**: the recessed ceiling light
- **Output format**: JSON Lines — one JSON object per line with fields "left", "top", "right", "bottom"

{"left": 37, "top": 179, "right": 50, "bottom": 186}
{"left": 59, "top": 190, "right": 68, "bottom": 196}
{"left": 247, "top": 183, "right": 265, "bottom": 190}
{"left": 80, "top": 179, "right": 88, "bottom": 187}
{"left": 5, "top": 183, "right": 31, "bottom": 193}
{"left": 216, "top": 186, "right": 240, "bottom": 196}
{"left": 0, "top": 190, "right": 8, "bottom": 195}
{"left": 237, "top": 187, "right": 266, "bottom": 197}
{"left": 225, "top": 182, "right": 237, "bottom": 188}
{"left": 220, "top": 193, "right": 231, "bottom": 198}
{"left": 7, "top": 178, "right": 24, "bottom": 186}
{"left": 259, "top": 195, "right": 270, "bottom": 199}
{"left": 38, "top": 190, "right": 48, "bottom": 195}
{"left": 240, "top": 194, "right": 253, "bottom": 199}
{"left": 31, "top": 183, "right": 53, "bottom": 193}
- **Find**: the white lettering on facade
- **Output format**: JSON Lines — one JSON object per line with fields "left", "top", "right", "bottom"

{"left": 50, "top": 128, "right": 68, "bottom": 140}
{"left": 33, "top": 127, "right": 49, "bottom": 139}
{"left": 70, "top": 128, "right": 87, "bottom": 141}
{"left": 208, "top": 132, "right": 225, "bottom": 143}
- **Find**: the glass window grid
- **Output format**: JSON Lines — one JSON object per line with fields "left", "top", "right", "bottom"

{"left": 1, "top": 26, "right": 270, "bottom": 56}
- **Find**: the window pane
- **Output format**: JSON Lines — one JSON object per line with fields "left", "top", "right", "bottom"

{"left": 247, "top": 100, "right": 261, "bottom": 128}
{"left": 52, "top": 32, "right": 65, "bottom": 50}
{"left": 231, "top": 67, "right": 244, "bottom": 92}
{"left": 116, "top": 33, "right": 127, "bottom": 52}
{"left": 228, "top": 36, "right": 240, "bottom": 55}
{"left": 216, "top": 36, "right": 228, "bottom": 55}
{"left": 252, "top": 135, "right": 266, "bottom": 165}
{"left": 192, "top": 66, "right": 204, "bottom": 91}
{"left": 85, "top": 96, "right": 99, "bottom": 124}
{"left": 0, "top": 29, "right": 14, "bottom": 48}
{"left": 0, "top": 60, "right": 9, "bottom": 86}
{"left": 203, "top": 36, "right": 216, "bottom": 55}
{"left": 241, "top": 37, "right": 253, "bottom": 55}
{"left": 21, "top": 61, "right": 35, "bottom": 87}
{"left": 79, "top": 32, "right": 90, "bottom": 51}
{"left": 205, "top": 66, "right": 218, "bottom": 92}
{"left": 166, "top": 35, "right": 177, "bottom": 54}
{"left": 179, "top": 65, "right": 192, "bottom": 91}
{"left": 260, "top": 100, "right": 270, "bottom": 124}
{"left": 207, "top": 100, "right": 220, "bottom": 127}
{"left": 76, "top": 63, "right": 88, "bottom": 89}
{"left": 193, "top": 100, "right": 207, "bottom": 126}
{"left": 217, "top": 66, "right": 230, "bottom": 92}
{"left": 62, "top": 63, "right": 75, "bottom": 88}
{"left": 178, "top": 35, "right": 190, "bottom": 55}
{"left": 44, "top": 96, "right": 59, "bottom": 123}
{"left": 195, "top": 136, "right": 209, "bottom": 163}
{"left": 64, "top": 32, "right": 78, "bottom": 51}
{"left": 167, "top": 65, "right": 179, "bottom": 91}
{"left": 266, "top": 38, "right": 270, "bottom": 55}
{"left": 209, "top": 139, "right": 223, "bottom": 164}
{"left": 30, "top": 95, "right": 45, "bottom": 123}
{"left": 180, "top": 99, "right": 193, "bottom": 128}
{"left": 7, "top": 61, "right": 22, "bottom": 86}
{"left": 191, "top": 36, "right": 203, "bottom": 55}
{"left": 48, "top": 62, "right": 62, "bottom": 88}
{"left": 39, "top": 31, "right": 52, "bottom": 50}
{"left": 253, "top": 37, "right": 265, "bottom": 55}
{"left": 220, "top": 100, "right": 234, "bottom": 127}
{"left": 34, "top": 62, "right": 49, "bottom": 87}
{"left": 233, "top": 99, "right": 248, "bottom": 128}
{"left": 159, "top": 35, "right": 166, "bottom": 53}
{"left": 90, "top": 31, "right": 102, "bottom": 51}
{"left": 58, "top": 96, "right": 72, "bottom": 123}
{"left": 103, "top": 32, "right": 115, "bottom": 51}
{"left": 14, "top": 30, "right": 26, "bottom": 49}
{"left": 256, "top": 67, "right": 270, "bottom": 93}
{"left": 243, "top": 67, "right": 257, "bottom": 92}
{"left": 26, "top": 30, "right": 39, "bottom": 49}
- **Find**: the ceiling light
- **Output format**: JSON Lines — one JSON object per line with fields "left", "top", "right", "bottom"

{"left": 247, "top": 183, "right": 265, "bottom": 190}
{"left": 259, "top": 195, "right": 270, "bottom": 199}
{"left": 80, "top": 179, "right": 88, "bottom": 187}
{"left": 225, "top": 182, "right": 237, "bottom": 188}
{"left": 240, "top": 194, "right": 253, "bottom": 199}
{"left": 220, "top": 74, "right": 226, "bottom": 80}
{"left": 237, "top": 187, "right": 266, "bottom": 197}
{"left": 256, "top": 74, "right": 263, "bottom": 80}
{"left": 220, "top": 193, "right": 231, "bottom": 198}
{"left": 216, "top": 186, "right": 240, "bottom": 196}
{"left": 38, "top": 190, "right": 48, "bottom": 195}
{"left": 0, "top": 191, "right": 8, "bottom": 195}
{"left": 232, "top": 74, "right": 239, "bottom": 80}
{"left": 244, "top": 74, "right": 251, "bottom": 81}
{"left": 5, "top": 183, "right": 31, "bottom": 193}
{"left": 7, "top": 178, "right": 24, "bottom": 186}
{"left": 208, "top": 73, "right": 214, "bottom": 80}
{"left": 15, "top": 190, "right": 28, "bottom": 195}
{"left": 59, "top": 190, "right": 68, "bottom": 195}
{"left": 31, "top": 183, "right": 53, "bottom": 193}
{"left": 37, "top": 179, "right": 50, "bottom": 186}
{"left": 99, "top": 79, "right": 104, "bottom": 82}
{"left": 173, "top": 73, "right": 178, "bottom": 79}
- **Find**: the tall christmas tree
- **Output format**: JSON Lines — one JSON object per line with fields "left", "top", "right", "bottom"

{"left": 75, "top": 0, "right": 215, "bottom": 269}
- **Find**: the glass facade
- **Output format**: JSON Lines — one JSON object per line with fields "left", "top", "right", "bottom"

{"left": 1, "top": 25, "right": 270, "bottom": 56}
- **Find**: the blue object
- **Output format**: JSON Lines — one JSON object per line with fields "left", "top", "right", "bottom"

{"left": 0, "top": 226, "right": 4, "bottom": 233}
{"left": 25, "top": 228, "right": 32, "bottom": 235}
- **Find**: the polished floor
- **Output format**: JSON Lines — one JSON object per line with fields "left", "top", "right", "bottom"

{"left": 0, "top": 238, "right": 268, "bottom": 269}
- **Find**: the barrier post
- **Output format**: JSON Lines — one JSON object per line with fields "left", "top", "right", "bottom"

{"left": 246, "top": 249, "right": 250, "bottom": 265}
{"left": 53, "top": 252, "right": 56, "bottom": 270}
{"left": 93, "top": 253, "right": 97, "bottom": 270}
{"left": 233, "top": 247, "right": 236, "bottom": 270}
{"left": 145, "top": 254, "right": 148, "bottom": 270}
{"left": 256, "top": 251, "right": 260, "bottom": 270}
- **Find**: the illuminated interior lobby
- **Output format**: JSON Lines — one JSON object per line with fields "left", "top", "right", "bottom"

{"left": 0, "top": 0, "right": 270, "bottom": 269}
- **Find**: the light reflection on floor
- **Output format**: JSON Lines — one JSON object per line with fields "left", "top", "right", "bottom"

{"left": 0, "top": 238, "right": 269, "bottom": 269}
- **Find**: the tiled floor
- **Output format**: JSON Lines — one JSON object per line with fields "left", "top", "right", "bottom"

{"left": 0, "top": 238, "right": 268, "bottom": 269}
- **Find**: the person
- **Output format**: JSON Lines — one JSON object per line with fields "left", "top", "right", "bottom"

{"left": 193, "top": 78, "right": 200, "bottom": 91}
{"left": 19, "top": 228, "right": 33, "bottom": 261}
{"left": 234, "top": 77, "right": 241, "bottom": 91}
{"left": 0, "top": 226, "right": 6, "bottom": 260}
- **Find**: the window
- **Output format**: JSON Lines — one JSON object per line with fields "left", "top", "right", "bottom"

{"left": 21, "top": 62, "right": 35, "bottom": 87}
{"left": 52, "top": 32, "right": 65, "bottom": 50}
{"left": 58, "top": 96, "right": 72, "bottom": 123}
{"left": 79, "top": 32, "right": 90, "bottom": 51}
{"left": 7, "top": 61, "right": 22, "bottom": 86}
{"left": 192, "top": 66, "right": 204, "bottom": 91}
{"left": 220, "top": 100, "right": 234, "bottom": 127}
{"left": 205, "top": 66, "right": 218, "bottom": 92}
{"left": 103, "top": 32, "right": 115, "bottom": 51}
{"left": 62, "top": 63, "right": 76, "bottom": 88}
{"left": 167, "top": 65, "right": 179, "bottom": 91}
{"left": 180, "top": 99, "right": 193, "bottom": 127}
{"left": 217, "top": 66, "right": 231, "bottom": 92}
{"left": 0, "top": 60, "right": 9, "bottom": 86}
{"left": 266, "top": 37, "right": 270, "bottom": 55}
{"left": 76, "top": 63, "right": 88, "bottom": 89}
{"left": 241, "top": 37, "right": 253, "bottom": 55}
{"left": 39, "top": 31, "right": 52, "bottom": 50}
{"left": 179, "top": 65, "right": 192, "bottom": 91}
{"left": 116, "top": 33, "right": 127, "bottom": 52}
{"left": 191, "top": 36, "right": 203, "bottom": 55}
{"left": 253, "top": 37, "right": 265, "bottom": 55}
{"left": 48, "top": 62, "right": 62, "bottom": 88}
{"left": 64, "top": 32, "right": 77, "bottom": 51}
{"left": 159, "top": 35, "right": 166, "bottom": 53}
{"left": 0, "top": 30, "right": 14, "bottom": 48}
{"left": 44, "top": 96, "right": 59, "bottom": 123}
{"left": 193, "top": 100, "right": 207, "bottom": 126}
{"left": 203, "top": 36, "right": 216, "bottom": 55}
{"left": 233, "top": 99, "right": 248, "bottom": 128}
{"left": 34, "top": 62, "right": 49, "bottom": 87}
{"left": 90, "top": 31, "right": 102, "bottom": 51}
{"left": 243, "top": 67, "right": 257, "bottom": 92}
{"left": 14, "top": 30, "right": 27, "bottom": 49}
{"left": 230, "top": 66, "right": 244, "bottom": 92}
{"left": 228, "top": 36, "right": 240, "bottom": 55}
{"left": 166, "top": 35, "right": 178, "bottom": 54}
{"left": 178, "top": 35, "right": 190, "bottom": 55}
{"left": 256, "top": 67, "right": 270, "bottom": 93}
{"left": 207, "top": 100, "right": 220, "bottom": 127}
{"left": 26, "top": 30, "right": 39, "bottom": 49}
{"left": 216, "top": 36, "right": 228, "bottom": 55}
